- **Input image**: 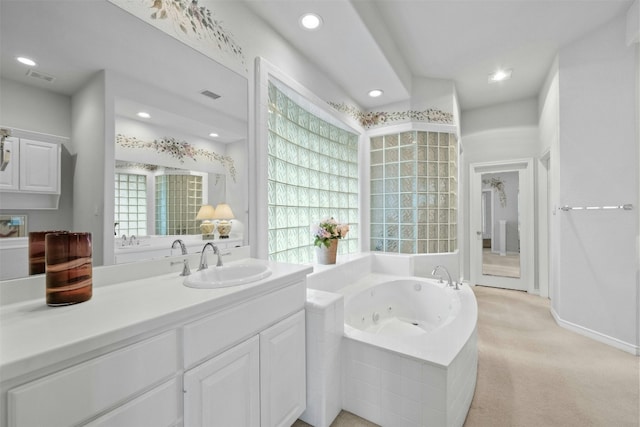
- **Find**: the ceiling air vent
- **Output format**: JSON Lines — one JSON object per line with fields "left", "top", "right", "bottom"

{"left": 200, "top": 90, "right": 221, "bottom": 100}
{"left": 26, "top": 69, "right": 56, "bottom": 83}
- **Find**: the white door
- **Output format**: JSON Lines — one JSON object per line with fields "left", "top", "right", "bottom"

{"left": 184, "top": 335, "right": 260, "bottom": 427}
{"left": 470, "top": 159, "right": 534, "bottom": 292}
{"left": 260, "top": 310, "right": 306, "bottom": 427}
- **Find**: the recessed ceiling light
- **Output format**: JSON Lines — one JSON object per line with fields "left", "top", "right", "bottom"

{"left": 368, "top": 89, "right": 384, "bottom": 98}
{"left": 209, "top": 133, "right": 219, "bottom": 138}
{"left": 300, "top": 13, "right": 322, "bottom": 30}
{"left": 137, "top": 112, "right": 151, "bottom": 119}
{"left": 489, "top": 69, "right": 512, "bottom": 83}
{"left": 16, "top": 56, "right": 36, "bottom": 67}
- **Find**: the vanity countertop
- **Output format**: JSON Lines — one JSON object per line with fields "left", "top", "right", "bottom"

{"left": 0, "top": 256, "right": 312, "bottom": 383}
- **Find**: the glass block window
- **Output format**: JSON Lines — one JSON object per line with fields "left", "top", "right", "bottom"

{"left": 370, "top": 131, "right": 458, "bottom": 253}
{"left": 267, "top": 81, "right": 359, "bottom": 264}
{"left": 114, "top": 173, "right": 147, "bottom": 236}
{"left": 155, "top": 174, "right": 202, "bottom": 235}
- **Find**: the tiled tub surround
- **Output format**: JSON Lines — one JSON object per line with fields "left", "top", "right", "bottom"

{"left": 302, "top": 289, "right": 345, "bottom": 427}
{"left": 305, "top": 253, "right": 477, "bottom": 427}
{"left": 341, "top": 275, "right": 477, "bottom": 427}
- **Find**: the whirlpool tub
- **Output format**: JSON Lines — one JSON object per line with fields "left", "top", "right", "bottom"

{"left": 340, "top": 274, "right": 478, "bottom": 427}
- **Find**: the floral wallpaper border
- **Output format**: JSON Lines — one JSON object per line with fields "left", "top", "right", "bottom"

{"left": 108, "top": 0, "right": 246, "bottom": 73}
{"left": 116, "top": 134, "right": 236, "bottom": 181}
{"left": 148, "top": 0, "right": 245, "bottom": 69}
{"left": 328, "top": 102, "right": 454, "bottom": 129}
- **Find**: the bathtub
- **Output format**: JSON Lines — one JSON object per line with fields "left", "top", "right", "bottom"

{"left": 340, "top": 274, "right": 478, "bottom": 427}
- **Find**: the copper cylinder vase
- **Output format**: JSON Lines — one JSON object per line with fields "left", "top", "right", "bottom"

{"left": 45, "top": 232, "right": 93, "bottom": 306}
{"left": 28, "top": 230, "right": 67, "bottom": 275}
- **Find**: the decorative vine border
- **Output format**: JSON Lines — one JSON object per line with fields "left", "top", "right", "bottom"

{"left": 328, "top": 102, "right": 454, "bottom": 129}
{"left": 148, "top": 0, "right": 245, "bottom": 69}
{"left": 116, "top": 134, "right": 236, "bottom": 182}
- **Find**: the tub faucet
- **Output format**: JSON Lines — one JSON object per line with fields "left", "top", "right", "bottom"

{"left": 129, "top": 235, "right": 137, "bottom": 246}
{"left": 431, "top": 265, "right": 453, "bottom": 287}
{"left": 171, "top": 239, "right": 191, "bottom": 276}
{"left": 199, "top": 242, "right": 222, "bottom": 270}
{"left": 121, "top": 234, "right": 127, "bottom": 247}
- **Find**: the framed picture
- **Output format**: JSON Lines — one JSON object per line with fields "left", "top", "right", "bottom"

{"left": 0, "top": 214, "right": 27, "bottom": 238}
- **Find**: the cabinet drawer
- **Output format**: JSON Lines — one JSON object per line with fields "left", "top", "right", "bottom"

{"left": 86, "top": 378, "right": 179, "bottom": 427}
{"left": 183, "top": 281, "right": 305, "bottom": 369}
{"left": 8, "top": 330, "right": 177, "bottom": 427}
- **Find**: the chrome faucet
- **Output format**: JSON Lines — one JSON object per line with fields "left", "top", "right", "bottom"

{"left": 171, "top": 239, "right": 191, "bottom": 276}
{"left": 431, "top": 265, "right": 453, "bottom": 287}
{"left": 121, "top": 234, "right": 127, "bottom": 247}
{"left": 129, "top": 235, "right": 137, "bottom": 246}
{"left": 431, "top": 265, "right": 461, "bottom": 290}
{"left": 199, "top": 242, "right": 222, "bottom": 270}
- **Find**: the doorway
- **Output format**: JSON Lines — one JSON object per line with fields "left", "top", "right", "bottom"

{"left": 470, "top": 159, "right": 534, "bottom": 292}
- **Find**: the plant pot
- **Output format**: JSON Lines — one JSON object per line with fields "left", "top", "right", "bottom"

{"left": 316, "top": 239, "right": 338, "bottom": 265}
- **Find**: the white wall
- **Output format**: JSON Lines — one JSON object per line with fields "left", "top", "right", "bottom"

{"left": 0, "top": 78, "right": 72, "bottom": 141}
{"left": 460, "top": 98, "right": 540, "bottom": 280}
{"left": 551, "top": 13, "right": 638, "bottom": 353}
{"left": 72, "top": 71, "right": 111, "bottom": 266}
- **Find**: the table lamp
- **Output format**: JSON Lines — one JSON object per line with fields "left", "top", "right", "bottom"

{"left": 196, "top": 205, "right": 216, "bottom": 239}
{"left": 213, "top": 203, "right": 234, "bottom": 239}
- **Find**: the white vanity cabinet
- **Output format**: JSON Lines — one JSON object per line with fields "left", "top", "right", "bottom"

{"left": 0, "top": 138, "right": 60, "bottom": 193}
{"left": 184, "top": 335, "right": 261, "bottom": 427}
{"left": 1, "top": 258, "right": 311, "bottom": 427}
{"left": 183, "top": 310, "right": 306, "bottom": 427}
{"left": 182, "top": 278, "right": 307, "bottom": 427}
{"left": 0, "top": 135, "right": 62, "bottom": 209}
{"left": 259, "top": 310, "right": 307, "bottom": 427}
{"left": 7, "top": 331, "right": 179, "bottom": 427}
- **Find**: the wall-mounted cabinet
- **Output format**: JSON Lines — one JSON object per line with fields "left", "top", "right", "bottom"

{"left": 0, "top": 133, "right": 62, "bottom": 209}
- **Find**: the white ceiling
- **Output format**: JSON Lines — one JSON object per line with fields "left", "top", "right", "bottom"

{"left": 245, "top": 0, "right": 634, "bottom": 111}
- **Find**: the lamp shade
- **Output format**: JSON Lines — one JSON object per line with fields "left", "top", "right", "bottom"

{"left": 213, "top": 203, "right": 234, "bottom": 220}
{"left": 196, "top": 205, "right": 216, "bottom": 221}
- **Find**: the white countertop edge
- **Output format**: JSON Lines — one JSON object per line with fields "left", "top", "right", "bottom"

{"left": 0, "top": 258, "right": 312, "bottom": 382}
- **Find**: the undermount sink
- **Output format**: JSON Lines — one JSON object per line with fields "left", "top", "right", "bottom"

{"left": 183, "top": 263, "right": 272, "bottom": 289}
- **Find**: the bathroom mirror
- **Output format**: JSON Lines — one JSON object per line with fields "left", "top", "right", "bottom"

{"left": 0, "top": 1, "right": 248, "bottom": 278}
{"left": 481, "top": 172, "right": 521, "bottom": 278}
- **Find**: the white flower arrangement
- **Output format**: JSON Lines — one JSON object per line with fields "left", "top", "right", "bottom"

{"left": 311, "top": 217, "right": 350, "bottom": 248}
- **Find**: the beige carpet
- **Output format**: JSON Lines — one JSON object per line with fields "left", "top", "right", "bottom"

{"left": 293, "top": 286, "right": 640, "bottom": 427}
{"left": 465, "top": 286, "right": 639, "bottom": 427}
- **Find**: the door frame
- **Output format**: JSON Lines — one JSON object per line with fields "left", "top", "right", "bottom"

{"left": 470, "top": 158, "right": 535, "bottom": 292}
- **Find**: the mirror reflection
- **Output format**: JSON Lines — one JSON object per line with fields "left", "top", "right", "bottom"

{"left": 114, "top": 161, "right": 226, "bottom": 238}
{"left": 481, "top": 172, "right": 521, "bottom": 278}
{"left": 0, "top": 1, "right": 248, "bottom": 279}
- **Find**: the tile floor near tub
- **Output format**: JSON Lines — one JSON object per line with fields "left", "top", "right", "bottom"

{"left": 293, "top": 410, "right": 379, "bottom": 427}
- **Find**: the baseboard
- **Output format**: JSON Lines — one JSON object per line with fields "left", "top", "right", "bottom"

{"left": 550, "top": 308, "right": 639, "bottom": 356}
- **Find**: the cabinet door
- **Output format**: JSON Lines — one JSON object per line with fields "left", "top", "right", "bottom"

{"left": 0, "top": 136, "right": 19, "bottom": 190}
{"left": 260, "top": 310, "right": 306, "bottom": 427}
{"left": 184, "top": 335, "right": 260, "bottom": 427}
{"left": 19, "top": 138, "right": 59, "bottom": 193}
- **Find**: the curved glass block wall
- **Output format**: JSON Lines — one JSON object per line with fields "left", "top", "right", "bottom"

{"left": 267, "top": 81, "right": 359, "bottom": 263}
{"left": 370, "top": 131, "right": 458, "bottom": 253}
